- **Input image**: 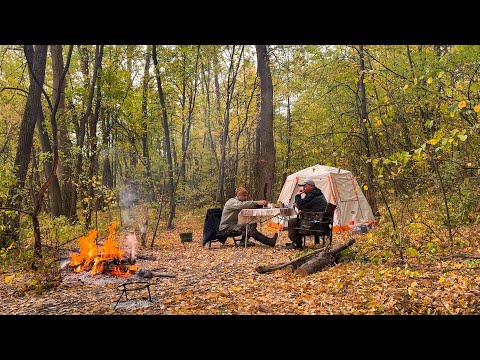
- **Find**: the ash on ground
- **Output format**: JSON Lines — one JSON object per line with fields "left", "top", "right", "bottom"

{"left": 63, "top": 272, "right": 136, "bottom": 286}
{"left": 111, "top": 297, "right": 158, "bottom": 311}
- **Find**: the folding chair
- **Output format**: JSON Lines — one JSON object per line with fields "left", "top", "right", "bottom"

{"left": 297, "top": 203, "right": 336, "bottom": 248}
{"left": 202, "top": 208, "right": 243, "bottom": 248}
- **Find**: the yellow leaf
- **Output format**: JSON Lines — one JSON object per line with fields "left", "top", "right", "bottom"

{"left": 438, "top": 276, "right": 445, "bottom": 283}
{"left": 474, "top": 104, "right": 480, "bottom": 112}
{"left": 437, "top": 71, "right": 444, "bottom": 78}
{"left": 427, "top": 77, "right": 433, "bottom": 84}
{"left": 458, "top": 100, "right": 467, "bottom": 109}
{"left": 448, "top": 138, "right": 454, "bottom": 143}
{"left": 408, "top": 287, "right": 415, "bottom": 298}
{"left": 403, "top": 84, "right": 408, "bottom": 92}
{"left": 414, "top": 213, "right": 419, "bottom": 219}
{"left": 4, "top": 275, "right": 14, "bottom": 284}
{"left": 414, "top": 78, "right": 418, "bottom": 85}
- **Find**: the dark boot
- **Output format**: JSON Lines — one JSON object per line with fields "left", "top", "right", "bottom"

{"left": 253, "top": 232, "right": 278, "bottom": 247}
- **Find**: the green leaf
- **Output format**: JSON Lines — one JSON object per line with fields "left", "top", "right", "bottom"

{"left": 406, "top": 247, "right": 419, "bottom": 257}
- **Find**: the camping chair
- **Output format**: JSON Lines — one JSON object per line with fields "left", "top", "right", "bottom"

{"left": 202, "top": 208, "right": 243, "bottom": 248}
{"left": 296, "top": 203, "right": 336, "bottom": 248}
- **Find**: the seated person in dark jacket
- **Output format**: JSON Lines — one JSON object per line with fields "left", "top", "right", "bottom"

{"left": 220, "top": 187, "right": 278, "bottom": 247}
{"left": 286, "top": 178, "right": 327, "bottom": 250}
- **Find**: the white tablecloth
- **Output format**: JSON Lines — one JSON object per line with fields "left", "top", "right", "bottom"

{"left": 238, "top": 207, "right": 295, "bottom": 224}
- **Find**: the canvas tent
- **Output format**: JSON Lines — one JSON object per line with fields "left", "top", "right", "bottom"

{"left": 277, "top": 164, "right": 375, "bottom": 232}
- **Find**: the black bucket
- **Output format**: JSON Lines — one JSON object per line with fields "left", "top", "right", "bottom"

{"left": 180, "top": 232, "right": 193, "bottom": 243}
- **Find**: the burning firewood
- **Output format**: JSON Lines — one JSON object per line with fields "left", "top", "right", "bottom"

{"left": 69, "top": 222, "right": 139, "bottom": 277}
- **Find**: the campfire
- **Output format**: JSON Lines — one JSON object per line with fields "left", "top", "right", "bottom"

{"left": 69, "top": 222, "right": 138, "bottom": 277}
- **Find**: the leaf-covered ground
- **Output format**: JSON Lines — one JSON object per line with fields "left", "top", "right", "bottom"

{"left": 1, "top": 212, "right": 480, "bottom": 315}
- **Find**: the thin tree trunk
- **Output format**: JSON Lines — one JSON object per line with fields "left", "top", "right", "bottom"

{"left": 141, "top": 45, "right": 152, "bottom": 179}
{"left": 358, "top": 45, "right": 378, "bottom": 216}
{"left": 36, "top": 105, "right": 63, "bottom": 217}
{"left": 152, "top": 45, "right": 176, "bottom": 229}
{"left": 70, "top": 46, "right": 98, "bottom": 221}
{"left": 217, "top": 46, "right": 243, "bottom": 205}
{"left": 85, "top": 45, "right": 104, "bottom": 229}
{"left": 101, "top": 112, "right": 113, "bottom": 190}
{"left": 179, "top": 46, "right": 200, "bottom": 184}
{"left": 201, "top": 59, "right": 220, "bottom": 171}
{"left": 52, "top": 45, "right": 74, "bottom": 218}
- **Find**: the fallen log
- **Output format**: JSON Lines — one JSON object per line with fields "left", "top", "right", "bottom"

{"left": 255, "top": 239, "right": 355, "bottom": 276}
{"left": 136, "top": 254, "right": 157, "bottom": 261}
{"left": 296, "top": 238, "right": 355, "bottom": 276}
{"left": 255, "top": 248, "right": 325, "bottom": 273}
{"left": 151, "top": 271, "right": 176, "bottom": 278}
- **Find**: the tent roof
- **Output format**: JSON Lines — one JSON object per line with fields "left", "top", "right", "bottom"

{"left": 286, "top": 164, "right": 351, "bottom": 179}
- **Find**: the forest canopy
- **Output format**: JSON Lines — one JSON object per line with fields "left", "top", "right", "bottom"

{"left": 1, "top": 45, "right": 479, "bottom": 256}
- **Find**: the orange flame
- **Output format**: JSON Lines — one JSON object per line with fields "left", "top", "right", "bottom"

{"left": 69, "top": 222, "right": 137, "bottom": 276}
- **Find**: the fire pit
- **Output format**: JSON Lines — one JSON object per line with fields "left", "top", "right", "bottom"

{"left": 68, "top": 222, "right": 138, "bottom": 277}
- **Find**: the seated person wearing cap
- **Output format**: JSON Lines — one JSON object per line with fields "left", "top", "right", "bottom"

{"left": 285, "top": 178, "right": 327, "bottom": 250}
{"left": 220, "top": 187, "right": 278, "bottom": 247}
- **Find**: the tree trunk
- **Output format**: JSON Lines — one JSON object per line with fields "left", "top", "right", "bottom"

{"left": 358, "top": 45, "right": 378, "bottom": 216}
{"left": 101, "top": 111, "right": 113, "bottom": 190}
{"left": 2, "top": 45, "right": 48, "bottom": 245}
{"left": 282, "top": 95, "right": 293, "bottom": 186}
{"left": 201, "top": 59, "right": 220, "bottom": 173}
{"left": 179, "top": 46, "right": 200, "bottom": 185}
{"left": 254, "top": 45, "right": 276, "bottom": 201}
{"left": 36, "top": 106, "right": 63, "bottom": 217}
{"left": 70, "top": 46, "right": 98, "bottom": 221}
{"left": 85, "top": 45, "right": 104, "bottom": 229}
{"left": 217, "top": 46, "right": 243, "bottom": 205}
{"left": 141, "top": 45, "right": 152, "bottom": 179}
{"left": 31, "top": 45, "right": 73, "bottom": 259}
{"left": 152, "top": 45, "right": 176, "bottom": 229}
{"left": 52, "top": 44, "right": 75, "bottom": 218}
